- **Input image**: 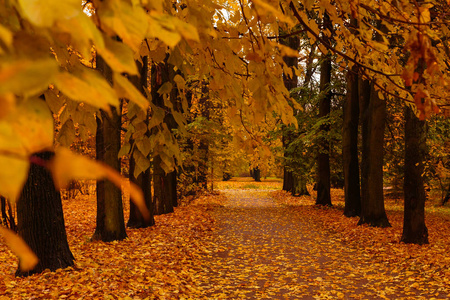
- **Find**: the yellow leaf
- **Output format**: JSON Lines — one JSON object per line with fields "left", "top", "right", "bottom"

{"left": 419, "top": 7, "right": 430, "bottom": 23}
{"left": 97, "top": 36, "right": 138, "bottom": 75}
{"left": 50, "top": 148, "right": 151, "bottom": 221}
{"left": 54, "top": 67, "right": 119, "bottom": 110}
{"left": 113, "top": 73, "right": 149, "bottom": 109}
{"left": 56, "top": 14, "right": 104, "bottom": 59}
{"left": 0, "top": 98, "right": 53, "bottom": 155}
{"left": 18, "top": 0, "right": 80, "bottom": 27}
{"left": 13, "top": 98, "right": 54, "bottom": 154}
{"left": 0, "top": 24, "right": 13, "bottom": 50}
{"left": 0, "top": 155, "right": 29, "bottom": 201}
{"left": 0, "top": 93, "right": 15, "bottom": 119}
{"left": 0, "top": 59, "right": 58, "bottom": 96}
{"left": 98, "top": 0, "right": 148, "bottom": 52}
{"left": 0, "top": 226, "right": 38, "bottom": 272}
{"left": 252, "top": 0, "right": 295, "bottom": 26}
{"left": 148, "top": 13, "right": 181, "bottom": 47}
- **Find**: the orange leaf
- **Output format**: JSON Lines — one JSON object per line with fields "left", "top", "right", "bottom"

{"left": 50, "top": 148, "right": 151, "bottom": 222}
{"left": 0, "top": 225, "right": 38, "bottom": 272}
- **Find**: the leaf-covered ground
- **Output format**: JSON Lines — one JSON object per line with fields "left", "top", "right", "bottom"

{"left": 1, "top": 178, "right": 450, "bottom": 299}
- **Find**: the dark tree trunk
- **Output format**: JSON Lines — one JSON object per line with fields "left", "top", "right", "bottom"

{"left": 442, "top": 184, "right": 450, "bottom": 205}
{"left": 92, "top": 56, "right": 127, "bottom": 242}
{"left": 128, "top": 154, "right": 155, "bottom": 228}
{"left": 150, "top": 56, "right": 180, "bottom": 215}
{"left": 343, "top": 66, "right": 361, "bottom": 217}
{"left": 283, "top": 166, "right": 294, "bottom": 192}
{"left": 280, "top": 30, "right": 299, "bottom": 193}
{"left": 252, "top": 167, "right": 261, "bottom": 182}
{"left": 127, "top": 57, "right": 155, "bottom": 228}
{"left": 153, "top": 156, "right": 175, "bottom": 215}
{"left": 16, "top": 151, "right": 74, "bottom": 276}
{"left": 168, "top": 169, "right": 178, "bottom": 208}
{"left": 401, "top": 106, "right": 428, "bottom": 244}
{"left": 316, "top": 15, "right": 332, "bottom": 206}
{"left": 1, "top": 196, "right": 16, "bottom": 231}
{"left": 358, "top": 82, "right": 390, "bottom": 227}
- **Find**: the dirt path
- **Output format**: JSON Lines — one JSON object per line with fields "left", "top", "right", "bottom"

{"left": 194, "top": 189, "right": 448, "bottom": 299}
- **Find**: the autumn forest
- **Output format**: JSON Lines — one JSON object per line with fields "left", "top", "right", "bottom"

{"left": 1, "top": 0, "right": 450, "bottom": 298}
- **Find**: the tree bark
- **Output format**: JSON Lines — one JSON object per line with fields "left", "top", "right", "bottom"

{"left": 16, "top": 151, "right": 74, "bottom": 276}
{"left": 153, "top": 155, "right": 175, "bottom": 215}
{"left": 292, "top": 174, "right": 310, "bottom": 196}
{"left": 128, "top": 154, "right": 155, "bottom": 228}
{"left": 283, "top": 165, "right": 294, "bottom": 192}
{"left": 358, "top": 82, "right": 390, "bottom": 227}
{"left": 316, "top": 14, "right": 332, "bottom": 206}
{"left": 92, "top": 56, "right": 127, "bottom": 242}
{"left": 343, "top": 66, "right": 361, "bottom": 217}
{"left": 280, "top": 30, "right": 299, "bottom": 193}
{"left": 150, "top": 57, "right": 180, "bottom": 215}
{"left": 401, "top": 106, "right": 428, "bottom": 244}
{"left": 127, "top": 57, "right": 155, "bottom": 228}
{"left": 252, "top": 167, "right": 261, "bottom": 182}
{"left": 1, "top": 196, "right": 16, "bottom": 231}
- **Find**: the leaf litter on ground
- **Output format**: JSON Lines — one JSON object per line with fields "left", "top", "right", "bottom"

{"left": 0, "top": 177, "right": 450, "bottom": 299}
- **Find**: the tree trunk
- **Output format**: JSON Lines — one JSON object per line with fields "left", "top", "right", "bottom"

{"left": 253, "top": 167, "right": 261, "bottom": 182}
{"left": 92, "top": 56, "right": 127, "bottom": 242}
{"left": 127, "top": 57, "right": 155, "bottom": 228}
{"left": 292, "top": 174, "right": 310, "bottom": 196}
{"left": 1, "top": 196, "right": 16, "bottom": 231}
{"left": 128, "top": 154, "right": 155, "bottom": 228}
{"left": 401, "top": 106, "right": 428, "bottom": 244}
{"left": 358, "top": 82, "right": 390, "bottom": 227}
{"left": 343, "top": 66, "right": 361, "bottom": 217}
{"left": 281, "top": 30, "right": 299, "bottom": 193}
{"left": 150, "top": 57, "right": 180, "bottom": 215}
{"left": 153, "top": 156, "right": 174, "bottom": 215}
{"left": 16, "top": 151, "right": 74, "bottom": 276}
{"left": 316, "top": 15, "right": 332, "bottom": 206}
{"left": 283, "top": 166, "right": 294, "bottom": 192}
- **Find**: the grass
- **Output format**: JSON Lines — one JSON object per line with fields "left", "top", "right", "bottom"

{"left": 215, "top": 177, "right": 283, "bottom": 190}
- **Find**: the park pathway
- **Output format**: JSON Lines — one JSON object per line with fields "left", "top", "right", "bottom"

{"left": 194, "top": 189, "right": 445, "bottom": 299}
{"left": 195, "top": 189, "right": 355, "bottom": 299}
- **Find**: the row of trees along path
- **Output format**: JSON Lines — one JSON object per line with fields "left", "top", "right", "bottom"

{"left": 194, "top": 188, "right": 450, "bottom": 299}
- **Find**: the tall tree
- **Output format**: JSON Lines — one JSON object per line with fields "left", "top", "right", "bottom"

{"left": 16, "top": 151, "right": 74, "bottom": 276}
{"left": 150, "top": 58, "right": 179, "bottom": 215}
{"left": 316, "top": 13, "right": 332, "bottom": 206}
{"left": 343, "top": 65, "right": 361, "bottom": 217}
{"left": 281, "top": 30, "right": 300, "bottom": 193}
{"left": 358, "top": 82, "right": 390, "bottom": 227}
{"left": 92, "top": 56, "right": 127, "bottom": 242}
{"left": 127, "top": 57, "right": 155, "bottom": 228}
{"left": 401, "top": 106, "right": 428, "bottom": 244}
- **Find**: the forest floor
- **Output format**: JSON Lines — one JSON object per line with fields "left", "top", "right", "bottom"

{"left": 1, "top": 178, "right": 450, "bottom": 299}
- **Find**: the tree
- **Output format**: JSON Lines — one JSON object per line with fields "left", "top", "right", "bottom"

{"left": 402, "top": 105, "right": 428, "bottom": 244}
{"left": 280, "top": 30, "right": 300, "bottom": 193}
{"left": 358, "top": 82, "right": 390, "bottom": 227}
{"left": 150, "top": 58, "right": 179, "bottom": 215}
{"left": 92, "top": 56, "right": 127, "bottom": 242}
{"left": 16, "top": 151, "right": 74, "bottom": 276}
{"left": 315, "top": 14, "right": 332, "bottom": 206}
{"left": 343, "top": 65, "right": 361, "bottom": 217}
{"left": 127, "top": 57, "right": 155, "bottom": 228}
{"left": 1, "top": 196, "right": 16, "bottom": 231}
